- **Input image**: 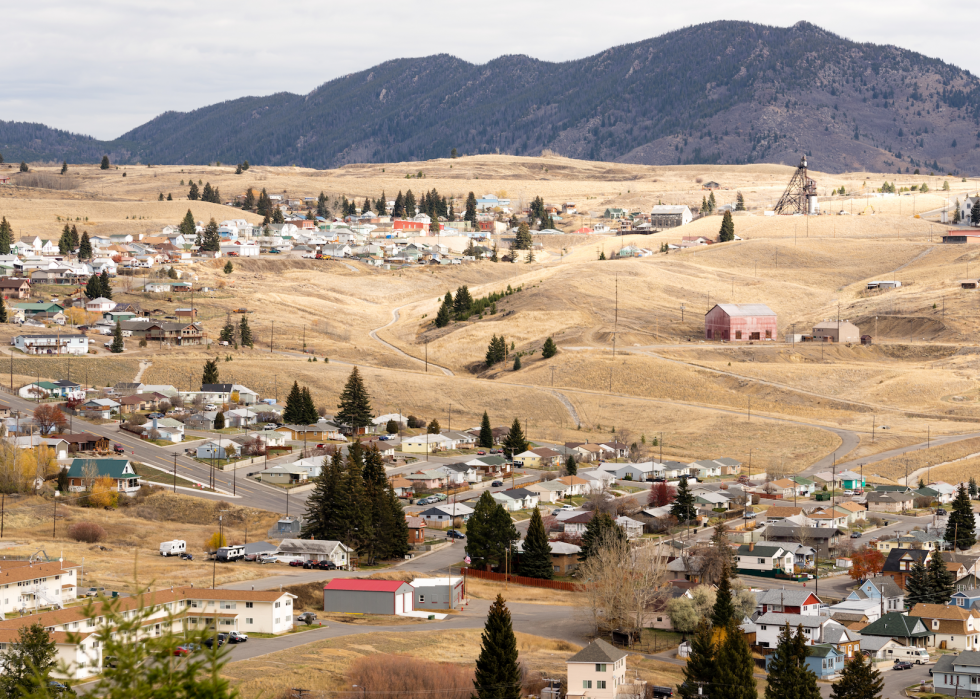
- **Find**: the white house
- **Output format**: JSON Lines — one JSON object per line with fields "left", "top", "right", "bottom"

{"left": 615, "top": 516, "right": 644, "bottom": 540}
{"left": 219, "top": 241, "right": 260, "bottom": 257}
{"left": 400, "top": 433, "right": 456, "bottom": 454}
{"left": 613, "top": 462, "right": 657, "bottom": 481}
{"left": 735, "top": 543, "right": 795, "bottom": 574}
{"left": 13, "top": 334, "right": 89, "bottom": 356}
{"left": 753, "top": 612, "right": 844, "bottom": 649}
{"left": 650, "top": 204, "right": 694, "bottom": 227}
{"left": 565, "top": 639, "right": 638, "bottom": 699}
{"left": 276, "top": 539, "right": 352, "bottom": 568}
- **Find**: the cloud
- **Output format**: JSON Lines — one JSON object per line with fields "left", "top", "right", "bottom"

{"left": 3, "top": 0, "right": 978, "bottom": 140}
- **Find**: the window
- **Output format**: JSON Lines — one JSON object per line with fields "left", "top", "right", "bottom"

{"left": 274, "top": 601, "right": 280, "bottom": 608}
{"left": 735, "top": 331, "right": 742, "bottom": 340}
{"left": 582, "top": 681, "right": 592, "bottom": 689}
{"left": 220, "top": 619, "right": 234, "bottom": 626}
{"left": 765, "top": 330, "right": 772, "bottom": 339}
{"left": 245, "top": 618, "right": 253, "bottom": 625}
{"left": 758, "top": 558, "right": 765, "bottom": 565}
{"left": 595, "top": 664, "right": 607, "bottom": 672}
{"left": 553, "top": 566, "right": 559, "bottom": 572}
{"left": 245, "top": 602, "right": 253, "bottom": 609}
{"left": 597, "top": 681, "right": 606, "bottom": 690}
{"left": 419, "top": 595, "right": 425, "bottom": 603}
{"left": 220, "top": 602, "right": 236, "bottom": 610}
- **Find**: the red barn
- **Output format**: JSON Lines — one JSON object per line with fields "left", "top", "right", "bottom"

{"left": 704, "top": 304, "right": 777, "bottom": 342}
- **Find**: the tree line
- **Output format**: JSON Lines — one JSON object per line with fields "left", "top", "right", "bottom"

{"left": 435, "top": 284, "right": 522, "bottom": 327}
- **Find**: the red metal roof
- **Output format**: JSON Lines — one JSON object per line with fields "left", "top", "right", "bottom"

{"left": 323, "top": 579, "right": 407, "bottom": 592}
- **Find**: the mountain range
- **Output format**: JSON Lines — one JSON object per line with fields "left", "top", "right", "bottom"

{"left": 3, "top": 21, "right": 980, "bottom": 174}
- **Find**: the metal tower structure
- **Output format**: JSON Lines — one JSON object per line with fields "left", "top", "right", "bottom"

{"left": 774, "top": 155, "right": 818, "bottom": 215}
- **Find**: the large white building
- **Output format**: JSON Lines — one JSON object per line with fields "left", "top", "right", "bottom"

{"left": 12, "top": 334, "right": 89, "bottom": 355}
{"left": 565, "top": 639, "right": 640, "bottom": 699}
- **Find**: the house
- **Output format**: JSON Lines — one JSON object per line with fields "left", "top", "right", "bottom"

{"left": 259, "top": 464, "right": 309, "bottom": 485}
{"left": 766, "top": 542, "right": 816, "bottom": 569}
{"left": 753, "top": 613, "right": 843, "bottom": 649}
{"left": 525, "top": 480, "right": 568, "bottom": 503}
{"left": 563, "top": 511, "right": 595, "bottom": 536}
{"left": 910, "top": 603, "right": 980, "bottom": 650}
{"left": 84, "top": 297, "right": 116, "bottom": 313}
{"left": 827, "top": 598, "right": 884, "bottom": 624}
{"left": 567, "top": 442, "right": 608, "bottom": 462}
{"left": 763, "top": 526, "right": 845, "bottom": 559}
{"left": 403, "top": 470, "right": 446, "bottom": 490}
{"left": 836, "top": 501, "right": 867, "bottom": 523}
{"left": 851, "top": 576, "right": 906, "bottom": 613}
{"left": 564, "top": 639, "right": 634, "bottom": 699}
{"left": 714, "top": 457, "right": 742, "bottom": 475}
{"left": 688, "top": 459, "right": 722, "bottom": 479}
{"left": 882, "top": 548, "right": 931, "bottom": 589}
{"left": 650, "top": 205, "right": 693, "bottom": 228}
{"left": 802, "top": 644, "right": 846, "bottom": 679}
{"left": 755, "top": 589, "right": 822, "bottom": 615}
{"left": 809, "top": 510, "right": 849, "bottom": 529}
{"left": 704, "top": 304, "right": 777, "bottom": 342}
{"left": 0, "top": 277, "right": 31, "bottom": 298}
{"left": 866, "top": 491, "right": 914, "bottom": 512}
{"left": 765, "top": 506, "right": 808, "bottom": 526}
{"left": 322, "top": 579, "right": 414, "bottom": 615}
{"left": 406, "top": 516, "right": 426, "bottom": 545}
{"left": 812, "top": 321, "right": 862, "bottom": 344}
{"left": 858, "top": 636, "right": 909, "bottom": 660}
{"left": 515, "top": 540, "right": 582, "bottom": 575}
{"left": 615, "top": 516, "right": 644, "bottom": 540}
{"left": 58, "top": 433, "right": 108, "bottom": 454}
{"left": 557, "top": 475, "right": 589, "bottom": 496}
{"left": 276, "top": 539, "right": 352, "bottom": 568}
{"left": 613, "top": 461, "right": 657, "bottom": 482}
{"left": 417, "top": 503, "right": 474, "bottom": 529}
{"left": 932, "top": 651, "right": 980, "bottom": 696}
{"left": 144, "top": 417, "right": 184, "bottom": 443}
{"left": 735, "top": 543, "right": 795, "bottom": 575}
{"left": 400, "top": 433, "right": 456, "bottom": 453}
{"left": 577, "top": 469, "right": 617, "bottom": 492}
{"left": 185, "top": 412, "right": 217, "bottom": 431}
{"left": 65, "top": 458, "right": 140, "bottom": 494}
{"left": 12, "top": 334, "right": 89, "bottom": 356}
{"left": 859, "top": 612, "right": 931, "bottom": 648}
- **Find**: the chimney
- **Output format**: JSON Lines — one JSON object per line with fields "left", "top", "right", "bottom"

{"left": 749, "top": 542, "right": 755, "bottom": 552}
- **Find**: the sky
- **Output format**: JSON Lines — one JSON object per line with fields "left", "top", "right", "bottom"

{"left": 3, "top": 1, "right": 978, "bottom": 140}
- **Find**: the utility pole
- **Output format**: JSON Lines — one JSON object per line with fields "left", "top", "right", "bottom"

{"left": 872, "top": 415, "right": 876, "bottom": 443}
{"left": 53, "top": 499, "right": 57, "bottom": 537}
{"left": 425, "top": 341, "right": 428, "bottom": 373}
{"left": 613, "top": 274, "right": 618, "bottom": 357}
{"left": 173, "top": 453, "right": 177, "bottom": 493}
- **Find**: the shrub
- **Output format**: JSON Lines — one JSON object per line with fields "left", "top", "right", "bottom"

{"left": 68, "top": 522, "right": 107, "bottom": 543}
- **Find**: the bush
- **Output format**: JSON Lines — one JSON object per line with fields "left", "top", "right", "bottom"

{"left": 407, "top": 415, "right": 425, "bottom": 429}
{"left": 346, "top": 653, "right": 473, "bottom": 699}
{"left": 68, "top": 522, "right": 107, "bottom": 543}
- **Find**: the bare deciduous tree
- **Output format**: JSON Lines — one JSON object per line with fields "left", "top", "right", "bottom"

{"left": 82, "top": 461, "right": 99, "bottom": 491}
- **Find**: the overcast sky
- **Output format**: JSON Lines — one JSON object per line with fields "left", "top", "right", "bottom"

{"left": 3, "top": 1, "right": 976, "bottom": 140}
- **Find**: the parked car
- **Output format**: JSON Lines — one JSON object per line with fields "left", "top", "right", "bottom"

{"left": 302, "top": 560, "right": 317, "bottom": 569}
{"left": 179, "top": 552, "right": 194, "bottom": 560}
{"left": 850, "top": 531, "right": 862, "bottom": 538}
{"left": 113, "top": 443, "right": 125, "bottom": 453}
{"left": 433, "top": 493, "right": 447, "bottom": 501}
{"left": 289, "top": 559, "right": 305, "bottom": 567}
{"left": 205, "top": 404, "right": 217, "bottom": 411}
{"left": 492, "top": 481, "right": 503, "bottom": 487}
{"left": 85, "top": 587, "right": 105, "bottom": 597}
{"left": 316, "top": 560, "right": 337, "bottom": 570}
{"left": 297, "top": 612, "right": 317, "bottom": 624}
{"left": 490, "top": 449, "right": 502, "bottom": 454}
{"left": 476, "top": 450, "right": 486, "bottom": 455}
{"left": 269, "top": 249, "right": 281, "bottom": 254}
{"left": 893, "top": 660, "right": 913, "bottom": 670}
{"left": 937, "top": 509, "right": 948, "bottom": 516}
{"left": 148, "top": 412, "right": 164, "bottom": 419}
{"left": 174, "top": 644, "right": 199, "bottom": 656}
{"left": 226, "top": 631, "right": 248, "bottom": 643}
{"left": 48, "top": 681, "right": 72, "bottom": 695}
{"left": 204, "top": 634, "right": 227, "bottom": 649}
{"left": 263, "top": 423, "right": 278, "bottom": 430}
{"left": 843, "top": 489, "right": 854, "bottom": 496}
{"left": 446, "top": 530, "right": 465, "bottom": 540}
{"left": 652, "top": 687, "right": 674, "bottom": 699}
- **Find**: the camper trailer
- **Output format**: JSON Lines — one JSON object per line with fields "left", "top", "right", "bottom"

{"left": 159, "top": 540, "right": 186, "bottom": 557}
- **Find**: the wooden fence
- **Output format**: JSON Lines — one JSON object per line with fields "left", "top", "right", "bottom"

{"left": 462, "top": 567, "right": 585, "bottom": 592}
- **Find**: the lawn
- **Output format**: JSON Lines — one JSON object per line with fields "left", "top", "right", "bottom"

{"left": 132, "top": 463, "right": 213, "bottom": 491}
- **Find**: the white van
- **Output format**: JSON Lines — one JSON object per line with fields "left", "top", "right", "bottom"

{"left": 886, "top": 646, "right": 930, "bottom": 664}
{"left": 159, "top": 540, "right": 186, "bottom": 557}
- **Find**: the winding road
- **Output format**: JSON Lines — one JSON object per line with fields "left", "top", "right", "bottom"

{"left": 369, "top": 306, "right": 454, "bottom": 377}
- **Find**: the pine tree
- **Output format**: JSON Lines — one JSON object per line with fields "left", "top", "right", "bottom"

{"left": 110, "top": 321, "right": 124, "bottom": 353}
{"left": 502, "top": 417, "right": 528, "bottom": 458}
{"left": 541, "top": 337, "right": 557, "bottom": 359}
{"left": 336, "top": 367, "right": 373, "bottom": 431}
{"left": 473, "top": 595, "right": 522, "bottom": 699}
{"left": 927, "top": 548, "right": 956, "bottom": 604}
{"left": 58, "top": 224, "right": 71, "bottom": 254}
{"left": 0, "top": 217, "right": 10, "bottom": 255}
{"left": 670, "top": 477, "right": 697, "bottom": 522}
{"left": 69, "top": 224, "right": 79, "bottom": 248}
{"left": 766, "top": 623, "right": 821, "bottom": 699}
{"left": 337, "top": 444, "right": 372, "bottom": 555}
{"left": 301, "top": 386, "right": 319, "bottom": 424}
{"left": 61, "top": 161, "right": 68, "bottom": 175}
{"left": 719, "top": 210, "right": 735, "bottom": 242}
{"left": 189, "top": 182, "right": 200, "bottom": 200}
{"left": 302, "top": 452, "right": 344, "bottom": 540}
{"left": 465, "top": 192, "right": 478, "bottom": 224}
{"left": 579, "top": 511, "right": 625, "bottom": 561}
{"left": 1, "top": 622, "right": 58, "bottom": 696}
{"left": 376, "top": 191, "right": 387, "bottom": 216}
{"left": 224, "top": 260, "right": 233, "bottom": 274}
{"left": 238, "top": 315, "right": 253, "bottom": 348}
{"left": 946, "top": 483, "right": 977, "bottom": 550}
{"left": 99, "top": 269, "right": 112, "bottom": 299}
{"left": 565, "top": 454, "right": 577, "bottom": 476}
{"left": 521, "top": 508, "right": 553, "bottom": 579}
{"left": 478, "top": 411, "right": 494, "bottom": 448}
{"left": 405, "top": 190, "right": 417, "bottom": 217}
{"left": 680, "top": 620, "right": 716, "bottom": 699}
{"left": 711, "top": 561, "right": 737, "bottom": 627}
{"left": 715, "top": 621, "right": 757, "bottom": 699}
{"left": 513, "top": 355, "right": 521, "bottom": 370}
{"left": 393, "top": 191, "right": 404, "bottom": 218}
{"left": 219, "top": 317, "right": 235, "bottom": 343}
{"left": 100, "top": 155, "right": 110, "bottom": 170}
{"left": 514, "top": 222, "right": 533, "bottom": 249}
{"left": 435, "top": 296, "right": 452, "bottom": 328}
{"left": 363, "top": 444, "right": 407, "bottom": 562}
{"left": 708, "top": 191, "right": 717, "bottom": 212}
{"left": 84, "top": 273, "right": 102, "bottom": 299}
{"left": 904, "top": 557, "right": 930, "bottom": 606}
{"left": 202, "top": 182, "right": 214, "bottom": 203}
{"left": 78, "top": 231, "right": 92, "bottom": 259}
{"left": 453, "top": 285, "right": 473, "bottom": 318}
{"left": 201, "top": 358, "right": 219, "bottom": 385}
{"left": 466, "top": 491, "right": 519, "bottom": 569}
{"left": 179, "top": 209, "right": 196, "bottom": 238}
{"left": 486, "top": 334, "right": 506, "bottom": 366}
{"left": 830, "top": 651, "right": 883, "bottom": 699}
{"left": 0, "top": 297, "right": 7, "bottom": 324}
{"left": 213, "top": 410, "right": 225, "bottom": 430}
{"left": 283, "top": 382, "right": 305, "bottom": 424}
{"left": 201, "top": 218, "right": 221, "bottom": 252}
{"left": 735, "top": 191, "right": 745, "bottom": 211}
{"left": 972, "top": 199, "right": 980, "bottom": 227}
{"left": 970, "top": 477, "right": 978, "bottom": 499}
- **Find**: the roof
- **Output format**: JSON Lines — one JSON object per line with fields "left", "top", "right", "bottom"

{"left": 765, "top": 525, "right": 843, "bottom": 540}
{"left": 566, "top": 638, "right": 628, "bottom": 664}
{"left": 276, "top": 539, "right": 348, "bottom": 555}
{"left": 756, "top": 589, "right": 820, "bottom": 607}
{"left": 859, "top": 612, "right": 930, "bottom": 638}
{"left": 806, "top": 643, "right": 842, "bottom": 658}
{"left": 910, "top": 603, "right": 979, "bottom": 621}
{"left": 66, "top": 458, "right": 133, "bottom": 479}
{"left": 865, "top": 576, "right": 904, "bottom": 599}
{"left": 765, "top": 507, "right": 804, "bottom": 518}
{"left": 709, "top": 303, "right": 777, "bottom": 317}
{"left": 736, "top": 544, "right": 786, "bottom": 558}
{"left": 883, "top": 548, "right": 929, "bottom": 572}
{"left": 755, "top": 612, "right": 831, "bottom": 628}
{"left": 323, "top": 579, "right": 410, "bottom": 593}
{"left": 405, "top": 517, "right": 426, "bottom": 529}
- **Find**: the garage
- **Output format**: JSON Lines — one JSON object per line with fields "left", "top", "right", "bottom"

{"left": 322, "top": 579, "right": 414, "bottom": 615}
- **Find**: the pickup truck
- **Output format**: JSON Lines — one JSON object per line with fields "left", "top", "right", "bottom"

{"left": 85, "top": 587, "right": 106, "bottom": 597}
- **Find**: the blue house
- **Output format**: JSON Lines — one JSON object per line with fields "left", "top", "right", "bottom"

{"left": 951, "top": 590, "right": 980, "bottom": 612}
{"left": 804, "top": 644, "right": 845, "bottom": 679}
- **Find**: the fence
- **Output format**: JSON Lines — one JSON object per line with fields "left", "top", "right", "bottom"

{"left": 462, "top": 567, "right": 585, "bottom": 592}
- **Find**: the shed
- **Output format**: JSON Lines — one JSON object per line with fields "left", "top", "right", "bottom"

{"left": 322, "top": 578, "right": 414, "bottom": 615}
{"left": 812, "top": 320, "right": 861, "bottom": 344}
{"left": 410, "top": 577, "right": 464, "bottom": 610}
{"left": 962, "top": 280, "right": 979, "bottom": 289}
{"left": 704, "top": 304, "right": 777, "bottom": 342}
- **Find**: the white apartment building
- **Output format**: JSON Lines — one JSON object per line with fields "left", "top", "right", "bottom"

{"left": 12, "top": 334, "right": 89, "bottom": 355}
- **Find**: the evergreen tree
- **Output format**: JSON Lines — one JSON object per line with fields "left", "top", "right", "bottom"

{"left": 502, "top": 417, "right": 528, "bottom": 458}
{"left": 541, "top": 337, "right": 557, "bottom": 359}
{"left": 927, "top": 548, "right": 956, "bottom": 604}
{"left": 363, "top": 444, "right": 408, "bottom": 562}
{"left": 224, "top": 260, "right": 233, "bottom": 274}
{"left": 679, "top": 620, "right": 716, "bottom": 699}
{"left": 715, "top": 621, "right": 757, "bottom": 699}
{"left": 735, "top": 191, "right": 745, "bottom": 211}
{"left": 238, "top": 315, "right": 253, "bottom": 348}
{"left": 904, "top": 557, "right": 931, "bottom": 606}
{"left": 336, "top": 367, "right": 373, "bottom": 431}
{"left": 427, "top": 418, "right": 441, "bottom": 434}
{"left": 473, "top": 595, "right": 522, "bottom": 699}
{"left": 272, "top": 206, "right": 285, "bottom": 224}
{"left": 453, "top": 285, "right": 473, "bottom": 318}
{"left": 110, "top": 320, "right": 124, "bottom": 353}
{"left": 0, "top": 297, "right": 7, "bottom": 324}
{"left": 337, "top": 443, "right": 372, "bottom": 555}
{"left": 708, "top": 191, "right": 717, "bottom": 212}
{"left": 520, "top": 508, "right": 553, "bottom": 579}
{"left": 465, "top": 191, "right": 478, "bottom": 224}
{"left": 393, "top": 191, "right": 404, "bottom": 218}
{"left": 99, "top": 269, "right": 112, "bottom": 298}
{"left": 201, "top": 358, "right": 219, "bottom": 385}
{"left": 283, "top": 382, "right": 305, "bottom": 424}
{"left": 513, "top": 355, "right": 521, "bottom": 370}
{"left": 0, "top": 622, "right": 58, "bottom": 697}
{"left": 61, "top": 161, "right": 68, "bottom": 175}
{"left": 302, "top": 452, "right": 344, "bottom": 540}
{"left": 188, "top": 182, "right": 200, "bottom": 200}
{"left": 376, "top": 191, "right": 387, "bottom": 216}
{"left": 405, "top": 189, "right": 417, "bottom": 217}
{"left": 466, "top": 491, "right": 518, "bottom": 569}
{"left": 970, "top": 477, "right": 978, "bottom": 499}
{"left": 301, "top": 386, "right": 319, "bottom": 424}
{"left": 0, "top": 217, "right": 9, "bottom": 255}
{"left": 491, "top": 243, "right": 499, "bottom": 262}
{"left": 235, "top": 163, "right": 243, "bottom": 175}
{"left": 167, "top": 193, "right": 173, "bottom": 201}
{"left": 565, "top": 454, "right": 577, "bottom": 476}
{"left": 78, "top": 231, "right": 92, "bottom": 259}
{"left": 719, "top": 210, "right": 735, "bottom": 242}
{"left": 711, "top": 561, "right": 737, "bottom": 627}
{"left": 830, "top": 651, "right": 883, "bottom": 699}
{"left": 69, "top": 224, "right": 79, "bottom": 248}
{"left": 514, "top": 222, "right": 533, "bottom": 249}
{"left": 213, "top": 410, "right": 225, "bottom": 430}
{"left": 202, "top": 182, "right": 214, "bottom": 203}
{"left": 316, "top": 191, "right": 328, "bottom": 217}
{"left": 485, "top": 334, "right": 506, "bottom": 366}
{"left": 766, "top": 624, "right": 821, "bottom": 699}
{"left": 478, "top": 411, "right": 494, "bottom": 448}
{"left": 84, "top": 273, "right": 102, "bottom": 299}
{"left": 201, "top": 218, "right": 221, "bottom": 252}
{"left": 972, "top": 199, "right": 980, "bottom": 227}
{"left": 219, "top": 317, "right": 235, "bottom": 343}
{"left": 946, "top": 483, "right": 977, "bottom": 550}
{"left": 100, "top": 155, "right": 110, "bottom": 170}
{"left": 670, "top": 477, "right": 697, "bottom": 522}
{"left": 58, "top": 224, "right": 71, "bottom": 254}
{"left": 178, "top": 209, "right": 196, "bottom": 238}
{"left": 435, "top": 297, "right": 452, "bottom": 328}
{"left": 579, "top": 511, "right": 625, "bottom": 561}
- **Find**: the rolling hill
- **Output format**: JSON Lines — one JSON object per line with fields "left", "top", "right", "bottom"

{"left": 3, "top": 20, "right": 980, "bottom": 174}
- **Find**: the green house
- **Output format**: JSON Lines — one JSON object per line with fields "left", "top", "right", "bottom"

{"left": 66, "top": 458, "right": 140, "bottom": 494}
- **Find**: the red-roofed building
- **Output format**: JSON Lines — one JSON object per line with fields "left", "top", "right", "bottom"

{"left": 323, "top": 578, "right": 415, "bottom": 615}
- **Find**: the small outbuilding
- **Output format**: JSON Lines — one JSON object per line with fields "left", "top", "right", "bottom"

{"left": 812, "top": 320, "right": 861, "bottom": 343}
{"left": 322, "top": 578, "right": 414, "bottom": 615}
{"left": 410, "top": 577, "right": 464, "bottom": 610}
{"left": 961, "top": 280, "right": 979, "bottom": 289}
